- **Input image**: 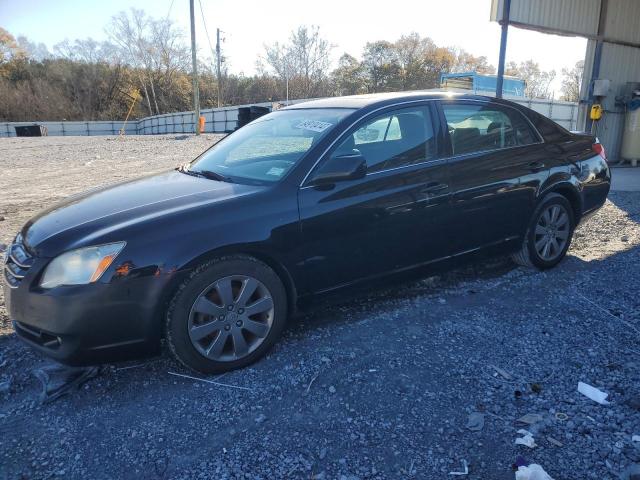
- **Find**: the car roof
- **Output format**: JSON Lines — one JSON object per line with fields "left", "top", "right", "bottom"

{"left": 283, "top": 91, "right": 501, "bottom": 110}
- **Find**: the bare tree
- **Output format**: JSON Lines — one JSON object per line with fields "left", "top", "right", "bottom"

{"left": 560, "top": 60, "right": 584, "bottom": 102}
{"left": 450, "top": 48, "right": 495, "bottom": 74}
{"left": 263, "top": 26, "right": 332, "bottom": 99}
{"left": 17, "top": 36, "right": 51, "bottom": 61}
{"left": 106, "top": 9, "right": 159, "bottom": 115}
{"left": 507, "top": 60, "right": 556, "bottom": 99}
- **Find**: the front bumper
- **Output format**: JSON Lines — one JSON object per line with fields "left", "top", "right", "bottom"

{"left": 4, "top": 259, "right": 183, "bottom": 366}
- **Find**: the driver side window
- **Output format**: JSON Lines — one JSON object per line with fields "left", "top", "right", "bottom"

{"left": 331, "top": 106, "right": 436, "bottom": 173}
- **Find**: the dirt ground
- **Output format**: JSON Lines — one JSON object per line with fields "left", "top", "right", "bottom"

{"left": 1, "top": 135, "right": 640, "bottom": 480}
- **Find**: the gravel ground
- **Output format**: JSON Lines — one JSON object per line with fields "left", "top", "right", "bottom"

{"left": 1, "top": 135, "right": 639, "bottom": 480}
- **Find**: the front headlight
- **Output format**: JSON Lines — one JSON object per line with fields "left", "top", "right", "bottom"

{"left": 40, "top": 242, "right": 126, "bottom": 289}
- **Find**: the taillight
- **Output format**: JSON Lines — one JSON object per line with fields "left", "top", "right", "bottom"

{"left": 593, "top": 142, "right": 607, "bottom": 161}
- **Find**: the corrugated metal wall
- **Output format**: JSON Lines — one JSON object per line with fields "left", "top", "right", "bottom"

{"left": 490, "top": 0, "right": 600, "bottom": 36}
{"left": 603, "top": 0, "right": 640, "bottom": 45}
{"left": 491, "top": 0, "right": 640, "bottom": 161}
{"left": 579, "top": 40, "right": 640, "bottom": 160}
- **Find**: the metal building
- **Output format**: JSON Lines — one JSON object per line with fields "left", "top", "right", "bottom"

{"left": 440, "top": 72, "right": 526, "bottom": 97}
{"left": 490, "top": 0, "right": 640, "bottom": 162}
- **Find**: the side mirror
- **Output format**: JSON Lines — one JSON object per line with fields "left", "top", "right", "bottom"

{"left": 309, "top": 151, "right": 367, "bottom": 186}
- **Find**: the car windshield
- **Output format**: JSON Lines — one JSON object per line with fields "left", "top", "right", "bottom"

{"left": 188, "top": 108, "right": 355, "bottom": 183}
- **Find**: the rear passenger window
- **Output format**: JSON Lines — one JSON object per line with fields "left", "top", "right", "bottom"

{"left": 333, "top": 106, "right": 436, "bottom": 173}
{"left": 443, "top": 103, "right": 537, "bottom": 156}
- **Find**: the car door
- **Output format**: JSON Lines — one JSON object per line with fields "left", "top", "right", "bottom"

{"left": 297, "top": 102, "right": 453, "bottom": 293}
{"left": 439, "top": 100, "right": 548, "bottom": 254}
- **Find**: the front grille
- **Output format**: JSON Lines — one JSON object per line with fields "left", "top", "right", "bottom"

{"left": 3, "top": 235, "right": 35, "bottom": 288}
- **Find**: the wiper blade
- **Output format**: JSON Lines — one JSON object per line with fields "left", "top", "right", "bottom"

{"left": 198, "top": 170, "right": 234, "bottom": 182}
{"left": 177, "top": 165, "right": 233, "bottom": 182}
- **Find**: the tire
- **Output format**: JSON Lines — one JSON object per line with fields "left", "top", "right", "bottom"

{"left": 511, "top": 193, "right": 575, "bottom": 270}
{"left": 165, "top": 255, "right": 288, "bottom": 374}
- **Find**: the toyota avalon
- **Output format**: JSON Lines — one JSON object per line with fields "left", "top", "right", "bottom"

{"left": 3, "top": 92, "right": 611, "bottom": 373}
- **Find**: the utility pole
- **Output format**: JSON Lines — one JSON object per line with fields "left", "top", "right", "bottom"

{"left": 216, "top": 28, "right": 222, "bottom": 108}
{"left": 189, "top": 0, "right": 201, "bottom": 135}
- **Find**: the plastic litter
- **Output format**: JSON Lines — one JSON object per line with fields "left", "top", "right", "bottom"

{"left": 466, "top": 412, "right": 485, "bottom": 431}
{"left": 449, "top": 459, "right": 468, "bottom": 476}
{"left": 546, "top": 436, "right": 563, "bottom": 447}
{"left": 516, "top": 413, "right": 543, "bottom": 425}
{"left": 632, "top": 435, "right": 640, "bottom": 443}
{"left": 577, "top": 381, "right": 610, "bottom": 405}
{"left": 491, "top": 365, "right": 513, "bottom": 380}
{"left": 515, "top": 463, "right": 555, "bottom": 480}
{"left": 32, "top": 363, "right": 99, "bottom": 404}
{"left": 515, "top": 429, "right": 537, "bottom": 448}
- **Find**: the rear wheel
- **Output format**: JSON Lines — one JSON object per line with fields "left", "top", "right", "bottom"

{"left": 511, "top": 193, "right": 575, "bottom": 269}
{"left": 166, "top": 256, "right": 287, "bottom": 373}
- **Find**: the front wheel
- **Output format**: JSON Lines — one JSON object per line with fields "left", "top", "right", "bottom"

{"left": 165, "top": 256, "right": 288, "bottom": 374}
{"left": 511, "top": 193, "right": 575, "bottom": 270}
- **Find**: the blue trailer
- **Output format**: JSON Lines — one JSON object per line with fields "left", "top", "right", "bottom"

{"left": 440, "top": 71, "right": 526, "bottom": 97}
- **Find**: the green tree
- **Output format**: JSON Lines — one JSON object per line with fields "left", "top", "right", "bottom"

{"left": 362, "top": 40, "right": 401, "bottom": 92}
{"left": 331, "top": 53, "right": 367, "bottom": 95}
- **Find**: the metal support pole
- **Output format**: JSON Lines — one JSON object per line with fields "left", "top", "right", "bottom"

{"left": 216, "top": 28, "right": 222, "bottom": 108}
{"left": 495, "top": 0, "right": 511, "bottom": 99}
{"left": 190, "top": 0, "right": 201, "bottom": 135}
{"left": 586, "top": 0, "right": 608, "bottom": 133}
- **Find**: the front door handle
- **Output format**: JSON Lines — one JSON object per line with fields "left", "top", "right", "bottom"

{"left": 420, "top": 182, "right": 449, "bottom": 194}
{"left": 528, "top": 161, "right": 546, "bottom": 172}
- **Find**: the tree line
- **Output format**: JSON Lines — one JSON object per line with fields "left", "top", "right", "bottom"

{"left": 0, "top": 9, "right": 583, "bottom": 122}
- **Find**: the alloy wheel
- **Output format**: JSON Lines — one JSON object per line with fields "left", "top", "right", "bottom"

{"left": 188, "top": 275, "right": 274, "bottom": 361}
{"left": 534, "top": 204, "right": 570, "bottom": 261}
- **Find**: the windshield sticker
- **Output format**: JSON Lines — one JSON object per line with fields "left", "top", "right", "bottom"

{"left": 294, "top": 120, "right": 333, "bottom": 133}
{"left": 266, "top": 167, "right": 286, "bottom": 176}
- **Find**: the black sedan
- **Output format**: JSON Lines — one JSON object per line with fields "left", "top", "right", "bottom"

{"left": 3, "top": 92, "right": 611, "bottom": 373}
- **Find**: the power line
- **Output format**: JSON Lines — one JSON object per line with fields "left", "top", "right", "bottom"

{"left": 198, "top": 0, "right": 216, "bottom": 60}
{"left": 197, "top": 0, "right": 223, "bottom": 106}
{"left": 165, "top": 0, "right": 176, "bottom": 21}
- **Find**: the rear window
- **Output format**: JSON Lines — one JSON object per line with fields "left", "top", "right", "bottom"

{"left": 443, "top": 102, "right": 538, "bottom": 156}
{"left": 525, "top": 110, "right": 571, "bottom": 143}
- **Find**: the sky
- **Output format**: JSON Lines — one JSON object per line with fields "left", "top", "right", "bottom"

{"left": 0, "top": 0, "right": 587, "bottom": 95}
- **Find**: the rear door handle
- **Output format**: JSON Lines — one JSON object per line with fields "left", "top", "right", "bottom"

{"left": 420, "top": 182, "right": 449, "bottom": 194}
{"left": 528, "top": 161, "right": 546, "bottom": 172}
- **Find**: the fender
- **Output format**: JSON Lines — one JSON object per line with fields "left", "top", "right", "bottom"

{"left": 537, "top": 172, "right": 584, "bottom": 223}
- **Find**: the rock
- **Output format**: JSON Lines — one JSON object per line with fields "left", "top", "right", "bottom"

{"left": 620, "top": 463, "right": 640, "bottom": 480}
{"left": 0, "top": 378, "right": 11, "bottom": 395}
{"left": 255, "top": 414, "right": 267, "bottom": 424}
{"left": 627, "top": 396, "right": 640, "bottom": 411}
{"left": 466, "top": 412, "right": 485, "bottom": 432}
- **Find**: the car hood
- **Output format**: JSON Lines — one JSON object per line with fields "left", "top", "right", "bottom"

{"left": 21, "top": 170, "right": 265, "bottom": 255}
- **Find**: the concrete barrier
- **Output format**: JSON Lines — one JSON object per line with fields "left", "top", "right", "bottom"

{"left": 0, "top": 96, "right": 579, "bottom": 137}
